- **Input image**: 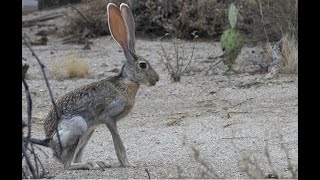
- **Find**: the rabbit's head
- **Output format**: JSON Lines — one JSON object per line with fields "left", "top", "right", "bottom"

{"left": 107, "top": 3, "right": 159, "bottom": 86}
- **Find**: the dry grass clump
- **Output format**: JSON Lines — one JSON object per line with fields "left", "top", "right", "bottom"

{"left": 263, "top": 32, "right": 298, "bottom": 74}
{"left": 240, "top": 135, "right": 298, "bottom": 179}
{"left": 178, "top": 133, "right": 297, "bottom": 179}
{"left": 65, "top": 56, "right": 89, "bottom": 78}
{"left": 50, "top": 54, "right": 89, "bottom": 79}
{"left": 280, "top": 33, "right": 298, "bottom": 74}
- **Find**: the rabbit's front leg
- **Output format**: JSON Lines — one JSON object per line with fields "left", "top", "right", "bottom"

{"left": 106, "top": 120, "right": 130, "bottom": 167}
{"left": 102, "top": 97, "right": 131, "bottom": 167}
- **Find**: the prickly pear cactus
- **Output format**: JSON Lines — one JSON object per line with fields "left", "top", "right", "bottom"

{"left": 220, "top": 3, "right": 243, "bottom": 70}
{"left": 228, "top": 3, "right": 238, "bottom": 29}
{"left": 221, "top": 29, "right": 243, "bottom": 60}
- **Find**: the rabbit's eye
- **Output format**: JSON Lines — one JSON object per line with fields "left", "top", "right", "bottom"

{"left": 139, "top": 62, "right": 147, "bottom": 69}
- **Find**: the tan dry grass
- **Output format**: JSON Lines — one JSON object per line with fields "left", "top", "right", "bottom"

{"left": 50, "top": 55, "right": 89, "bottom": 79}
{"left": 280, "top": 33, "right": 298, "bottom": 74}
{"left": 65, "top": 55, "right": 89, "bottom": 78}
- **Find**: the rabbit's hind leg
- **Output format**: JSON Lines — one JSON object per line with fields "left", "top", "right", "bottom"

{"left": 73, "top": 128, "right": 94, "bottom": 163}
{"left": 53, "top": 116, "right": 109, "bottom": 170}
{"left": 51, "top": 116, "right": 98, "bottom": 170}
{"left": 51, "top": 116, "right": 87, "bottom": 163}
{"left": 71, "top": 126, "right": 112, "bottom": 168}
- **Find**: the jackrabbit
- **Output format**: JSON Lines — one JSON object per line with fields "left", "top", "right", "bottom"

{"left": 44, "top": 3, "right": 159, "bottom": 170}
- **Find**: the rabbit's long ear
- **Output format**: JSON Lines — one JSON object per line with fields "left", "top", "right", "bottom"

{"left": 107, "top": 3, "right": 129, "bottom": 52}
{"left": 120, "top": 3, "right": 135, "bottom": 52}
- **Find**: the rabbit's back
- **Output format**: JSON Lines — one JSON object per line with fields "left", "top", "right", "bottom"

{"left": 44, "top": 76, "right": 140, "bottom": 138}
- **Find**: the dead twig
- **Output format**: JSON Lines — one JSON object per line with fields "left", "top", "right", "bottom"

{"left": 22, "top": 79, "right": 32, "bottom": 150}
{"left": 190, "top": 146, "right": 221, "bottom": 178}
{"left": 22, "top": 61, "right": 29, "bottom": 79}
{"left": 22, "top": 33, "right": 63, "bottom": 154}
{"left": 236, "top": 80, "right": 264, "bottom": 89}
{"left": 22, "top": 138, "right": 36, "bottom": 178}
{"left": 22, "top": 13, "right": 64, "bottom": 27}
{"left": 66, "top": 3, "right": 90, "bottom": 27}
{"left": 279, "top": 134, "right": 298, "bottom": 178}
{"left": 227, "top": 111, "right": 248, "bottom": 114}
{"left": 229, "top": 98, "right": 254, "bottom": 108}
{"left": 239, "top": 133, "right": 297, "bottom": 178}
{"left": 166, "top": 112, "right": 189, "bottom": 126}
{"left": 264, "top": 142, "right": 278, "bottom": 178}
{"left": 22, "top": 66, "right": 46, "bottom": 178}
{"left": 145, "top": 168, "right": 151, "bottom": 179}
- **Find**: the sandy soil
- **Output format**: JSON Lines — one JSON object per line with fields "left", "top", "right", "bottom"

{"left": 22, "top": 7, "right": 298, "bottom": 179}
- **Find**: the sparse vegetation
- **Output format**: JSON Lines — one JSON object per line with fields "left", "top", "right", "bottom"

{"left": 64, "top": 0, "right": 109, "bottom": 38}
{"left": 50, "top": 55, "right": 89, "bottom": 79}
{"left": 178, "top": 133, "right": 297, "bottom": 179}
{"left": 25, "top": 0, "right": 299, "bottom": 75}
{"left": 254, "top": 0, "right": 298, "bottom": 75}
{"left": 240, "top": 136, "right": 298, "bottom": 179}
{"left": 169, "top": 0, "right": 221, "bottom": 39}
{"left": 158, "top": 32, "right": 198, "bottom": 82}
{"left": 57, "top": 0, "right": 297, "bottom": 44}
{"left": 280, "top": 33, "right": 298, "bottom": 74}
{"left": 262, "top": 32, "right": 298, "bottom": 76}
{"left": 178, "top": 134, "right": 222, "bottom": 179}
{"left": 189, "top": 146, "right": 222, "bottom": 178}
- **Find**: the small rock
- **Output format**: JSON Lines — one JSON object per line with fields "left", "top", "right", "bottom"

{"left": 265, "top": 66, "right": 279, "bottom": 79}
{"left": 101, "top": 63, "right": 108, "bottom": 67}
{"left": 83, "top": 42, "right": 91, "bottom": 50}
{"left": 97, "top": 72, "right": 105, "bottom": 77}
{"left": 209, "top": 91, "right": 216, "bottom": 95}
{"left": 108, "top": 68, "right": 120, "bottom": 73}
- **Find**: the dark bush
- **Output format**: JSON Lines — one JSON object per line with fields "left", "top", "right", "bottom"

{"left": 64, "top": 0, "right": 297, "bottom": 43}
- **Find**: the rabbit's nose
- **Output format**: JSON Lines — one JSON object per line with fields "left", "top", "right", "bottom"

{"left": 155, "top": 74, "right": 159, "bottom": 82}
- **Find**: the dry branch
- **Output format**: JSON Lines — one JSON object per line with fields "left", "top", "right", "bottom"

{"left": 22, "top": 33, "right": 65, "bottom": 178}
{"left": 145, "top": 168, "right": 151, "bottom": 179}
{"left": 22, "top": 13, "right": 64, "bottom": 27}
{"left": 22, "top": 62, "right": 29, "bottom": 82}
{"left": 22, "top": 33, "right": 62, "bottom": 153}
